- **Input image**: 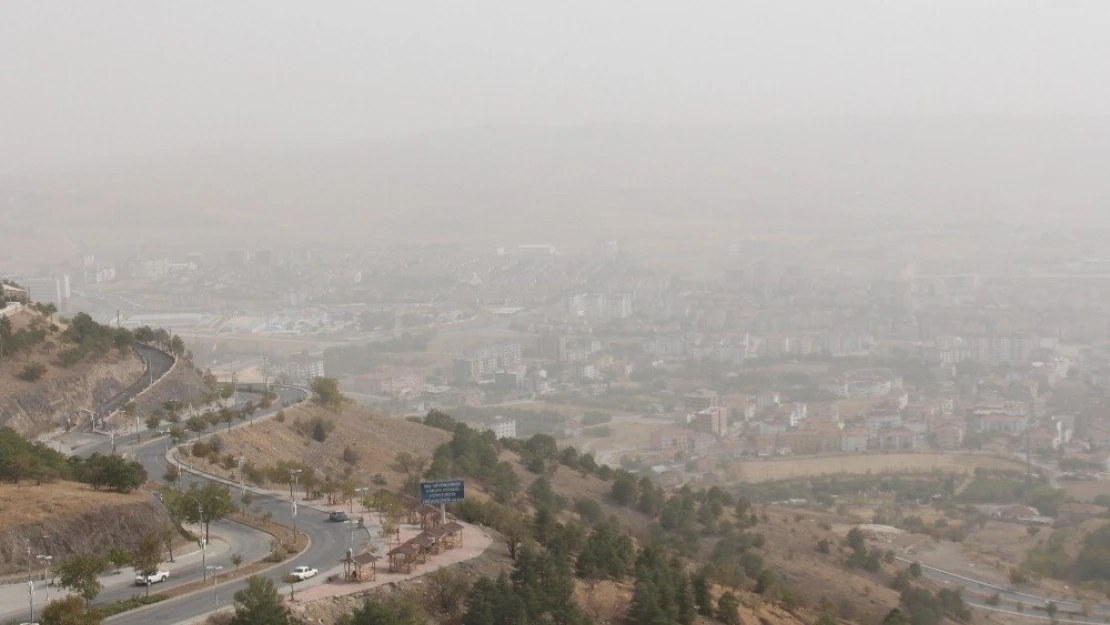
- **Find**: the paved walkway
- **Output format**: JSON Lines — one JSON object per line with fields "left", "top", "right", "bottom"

{"left": 292, "top": 522, "right": 493, "bottom": 603}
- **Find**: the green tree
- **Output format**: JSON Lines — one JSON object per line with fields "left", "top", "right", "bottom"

{"left": 882, "top": 608, "right": 911, "bottom": 625}
{"left": 55, "top": 553, "right": 109, "bottom": 607}
{"left": 163, "top": 464, "right": 180, "bottom": 486}
{"left": 1045, "top": 601, "right": 1058, "bottom": 618}
{"left": 692, "top": 572, "right": 712, "bottom": 616}
{"left": 717, "top": 592, "right": 741, "bottom": 625}
{"left": 311, "top": 419, "right": 328, "bottom": 442}
{"left": 231, "top": 575, "right": 294, "bottom": 625}
{"left": 610, "top": 470, "right": 638, "bottom": 506}
{"left": 41, "top": 594, "right": 103, "bottom": 625}
{"left": 339, "top": 594, "right": 428, "bottom": 625}
{"left": 169, "top": 335, "right": 185, "bottom": 357}
{"left": 132, "top": 533, "right": 164, "bottom": 597}
{"left": 107, "top": 548, "right": 131, "bottom": 573}
{"left": 17, "top": 361, "right": 48, "bottom": 381}
{"left": 166, "top": 482, "right": 238, "bottom": 544}
{"left": 909, "top": 561, "right": 922, "bottom": 577}
{"left": 231, "top": 553, "right": 243, "bottom": 572}
{"left": 310, "top": 376, "right": 345, "bottom": 411}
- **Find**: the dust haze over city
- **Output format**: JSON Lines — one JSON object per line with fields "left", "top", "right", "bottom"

{"left": 5, "top": 3, "right": 1110, "bottom": 625}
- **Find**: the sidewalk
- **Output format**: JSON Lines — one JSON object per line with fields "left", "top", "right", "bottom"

{"left": 0, "top": 531, "right": 228, "bottom": 617}
{"left": 292, "top": 523, "right": 493, "bottom": 603}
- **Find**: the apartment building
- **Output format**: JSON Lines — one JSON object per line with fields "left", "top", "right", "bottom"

{"left": 285, "top": 354, "right": 325, "bottom": 383}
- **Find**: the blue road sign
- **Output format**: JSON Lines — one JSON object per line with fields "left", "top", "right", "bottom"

{"left": 420, "top": 479, "right": 465, "bottom": 504}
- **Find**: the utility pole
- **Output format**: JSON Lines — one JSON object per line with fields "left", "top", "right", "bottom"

{"left": 26, "top": 546, "right": 33, "bottom": 625}
{"left": 288, "top": 469, "right": 302, "bottom": 540}
{"left": 1026, "top": 403, "right": 1035, "bottom": 488}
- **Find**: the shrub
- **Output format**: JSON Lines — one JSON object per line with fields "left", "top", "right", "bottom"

{"left": 17, "top": 362, "right": 47, "bottom": 381}
{"left": 342, "top": 446, "right": 360, "bottom": 464}
{"left": 191, "top": 441, "right": 210, "bottom": 457}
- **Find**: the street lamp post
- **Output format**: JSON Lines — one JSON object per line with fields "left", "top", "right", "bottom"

{"left": 289, "top": 469, "right": 302, "bottom": 541}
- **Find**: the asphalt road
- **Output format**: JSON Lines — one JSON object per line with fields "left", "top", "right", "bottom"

{"left": 896, "top": 557, "right": 1110, "bottom": 622}
{"left": 99, "top": 344, "right": 176, "bottom": 418}
{"left": 103, "top": 386, "right": 375, "bottom": 625}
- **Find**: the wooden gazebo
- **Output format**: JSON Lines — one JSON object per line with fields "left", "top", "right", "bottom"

{"left": 343, "top": 552, "right": 379, "bottom": 582}
{"left": 442, "top": 521, "right": 465, "bottom": 548}
{"left": 417, "top": 504, "right": 443, "bottom": 530}
{"left": 411, "top": 533, "right": 437, "bottom": 563}
{"left": 388, "top": 541, "right": 420, "bottom": 574}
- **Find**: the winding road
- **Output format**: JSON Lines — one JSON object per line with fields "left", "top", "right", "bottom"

{"left": 91, "top": 384, "right": 374, "bottom": 625}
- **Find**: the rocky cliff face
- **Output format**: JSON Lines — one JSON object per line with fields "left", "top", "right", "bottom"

{"left": 0, "top": 494, "right": 171, "bottom": 575}
{"left": 0, "top": 352, "right": 145, "bottom": 435}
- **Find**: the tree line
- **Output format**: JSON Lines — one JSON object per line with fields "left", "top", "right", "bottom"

{"left": 0, "top": 427, "right": 146, "bottom": 491}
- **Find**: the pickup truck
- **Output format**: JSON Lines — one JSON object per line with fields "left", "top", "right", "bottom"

{"left": 135, "top": 570, "right": 170, "bottom": 585}
{"left": 289, "top": 566, "right": 318, "bottom": 581}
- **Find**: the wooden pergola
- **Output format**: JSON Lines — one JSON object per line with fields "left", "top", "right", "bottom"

{"left": 417, "top": 503, "right": 443, "bottom": 530}
{"left": 388, "top": 541, "right": 420, "bottom": 574}
{"left": 342, "top": 552, "right": 379, "bottom": 583}
{"left": 442, "top": 521, "right": 465, "bottom": 548}
{"left": 411, "top": 533, "right": 437, "bottom": 563}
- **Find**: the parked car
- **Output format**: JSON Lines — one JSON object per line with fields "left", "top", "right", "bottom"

{"left": 135, "top": 570, "right": 170, "bottom": 585}
{"left": 328, "top": 511, "right": 349, "bottom": 522}
{"left": 289, "top": 566, "right": 318, "bottom": 581}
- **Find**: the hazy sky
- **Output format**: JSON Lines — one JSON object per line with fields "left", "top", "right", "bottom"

{"left": 3, "top": 1, "right": 1110, "bottom": 174}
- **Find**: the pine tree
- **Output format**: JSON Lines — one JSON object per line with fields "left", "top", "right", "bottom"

{"left": 231, "top": 576, "right": 294, "bottom": 625}
{"left": 693, "top": 572, "right": 713, "bottom": 616}
{"left": 718, "top": 592, "right": 741, "bottom": 625}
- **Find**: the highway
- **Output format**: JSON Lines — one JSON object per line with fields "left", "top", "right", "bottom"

{"left": 895, "top": 557, "right": 1110, "bottom": 623}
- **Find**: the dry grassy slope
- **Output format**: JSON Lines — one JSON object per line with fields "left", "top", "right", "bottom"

{"left": 0, "top": 481, "right": 169, "bottom": 575}
{"left": 196, "top": 404, "right": 450, "bottom": 488}
{"left": 0, "top": 312, "right": 145, "bottom": 435}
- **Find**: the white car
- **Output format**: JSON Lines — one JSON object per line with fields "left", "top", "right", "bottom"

{"left": 289, "top": 566, "right": 318, "bottom": 581}
{"left": 135, "top": 570, "right": 170, "bottom": 585}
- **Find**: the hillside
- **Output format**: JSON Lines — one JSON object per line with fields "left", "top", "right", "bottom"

{"left": 185, "top": 403, "right": 451, "bottom": 491}
{"left": 0, "top": 481, "right": 167, "bottom": 576}
{"left": 189, "top": 407, "right": 985, "bottom": 625}
{"left": 0, "top": 309, "right": 145, "bottom": 434}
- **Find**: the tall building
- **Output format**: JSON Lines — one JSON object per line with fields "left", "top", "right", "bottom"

{"left": 125, "top": 257, "right": 169, "bottom": 280}
{"left": 455, "top": 342, "right": 523, "bottom": 382}
{"left": 972, "top": 335, "right": 1031, "bottom": 364}
{"left": 285, "top": 354, "right": 325, "bottom": 383}
{"left": 565, "top": 293, "right": 633, "bottom": 320}
{"left": 477, "top": 417, "right": 517, "bottom": 439}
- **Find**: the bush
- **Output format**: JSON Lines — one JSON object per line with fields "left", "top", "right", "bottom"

{"left": 342, "top": 446, "right": 360, "bottom": 464}
{"left": 274, "top": 410, "right": 286, "bottom": 423}
{"left": 192, "top": 441, "right": 210, "bottom": 457}
{"left": 99, "top": 593, "right": 168, "bottom": 616}
{"left": 17, "top": 362, "right": 47, "bottom": 381}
